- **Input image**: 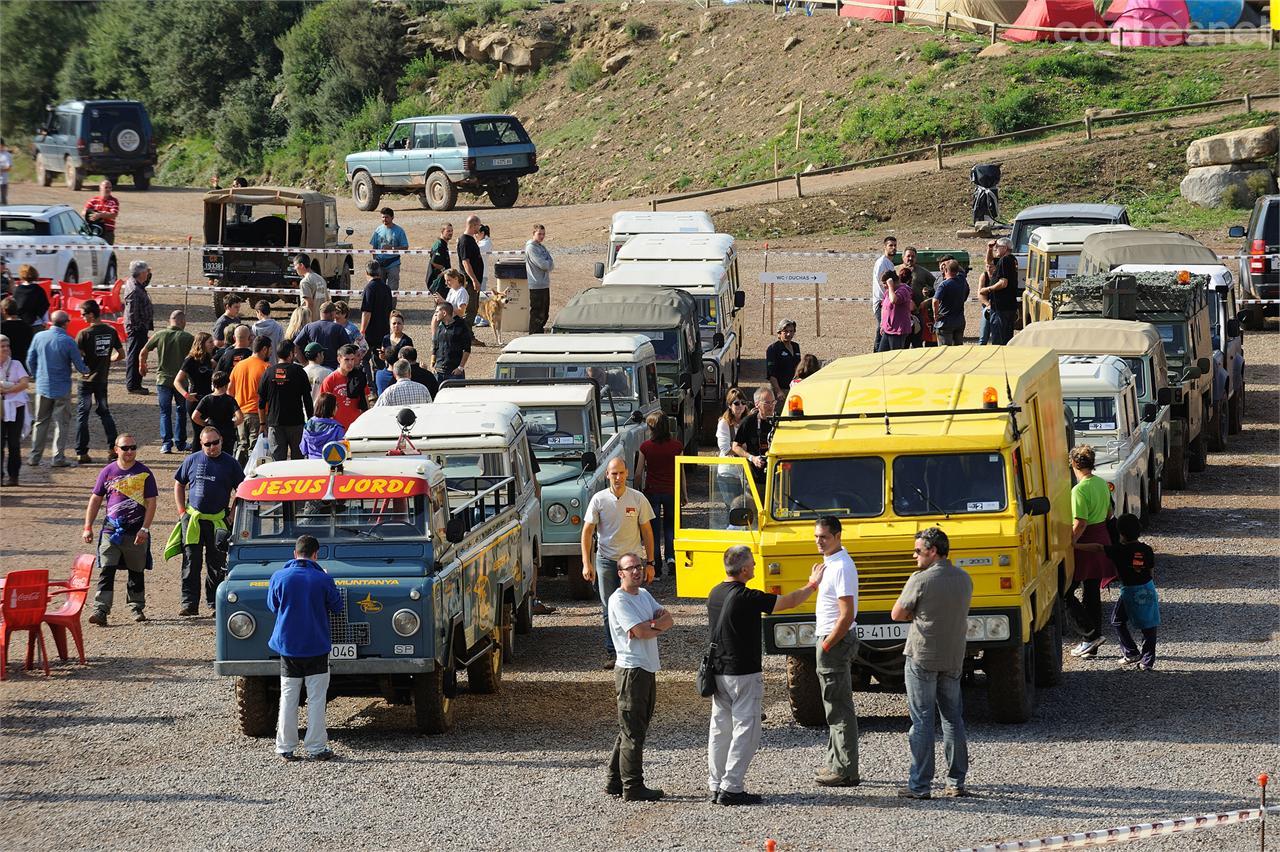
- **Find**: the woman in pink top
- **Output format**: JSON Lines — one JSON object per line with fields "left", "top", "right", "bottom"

{"left": 877, "top": 269, "right": 915, "bottom": 352}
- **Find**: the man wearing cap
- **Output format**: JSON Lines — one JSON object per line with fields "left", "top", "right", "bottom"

{"left": 139, "top": 310, "right": 193, "bottom": 454}
{"left": 122, "top": 261, "right": 154, "bottom": 394}
{"left": 293, "top": 301, "right": 350, "bottom": 371}
{"left": 370, "top": 207, "right": 407, "bottom": 301}
{"left": 294, "top": 254, "right": 330, "bottom": 320}
{"left": 978, "top": 238, "right": 1019, "bottom": 346}
{"left": 765, "top": 319, "right": 800, "bottom": 401}
{"left": 302, "top": 341, "right": 332, "bottom": 397}
{"left": 84, "top": 180, "right": 119, "bottom": 244}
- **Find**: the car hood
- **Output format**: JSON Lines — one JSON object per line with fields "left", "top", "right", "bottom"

{"left": 537, "top": 461, "right": 584, "bottom": 488}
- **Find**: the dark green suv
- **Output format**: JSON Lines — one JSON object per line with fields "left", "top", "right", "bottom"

{"left": 34, "top": 100, "right": 157, "bottom": 191}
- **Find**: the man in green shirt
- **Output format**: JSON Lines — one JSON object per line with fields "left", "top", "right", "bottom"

{"left": 140, "top": 310, "right": 194, "bottom": 454}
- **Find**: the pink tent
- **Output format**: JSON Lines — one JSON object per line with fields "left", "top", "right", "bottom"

{"left": 839, "top": 0, "right": 906, "bottom": 22}
{"left": 1102, "top": 0, "right": 1127, "bottom": 21}
{"left": 1109, "top": 0, "right": 1189, "bottom": 44}
{"left": 1004, "top": 0, "right": 1105, "bottom": 39}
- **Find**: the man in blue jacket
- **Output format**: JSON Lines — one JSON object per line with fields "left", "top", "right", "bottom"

{"left": 27, "top": 310, "right": 89, "bottom": 467}
{"left": 268, "top": 534, "right": 343, "bottom": 761}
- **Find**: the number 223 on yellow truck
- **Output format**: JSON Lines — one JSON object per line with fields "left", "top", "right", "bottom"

{"left": 673, "top": 345, "right": 1075, "bottom": 725}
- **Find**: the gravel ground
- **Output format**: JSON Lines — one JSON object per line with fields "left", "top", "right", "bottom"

{"left": 1, "top": 184, "right": 1277, "bottom": 851}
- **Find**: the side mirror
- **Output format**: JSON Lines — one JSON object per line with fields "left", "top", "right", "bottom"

{"left": 345, "top": 227, "right": 354, "bottom": 237}
{"left": 85, "top": 223, "right": 103, "bottom": 237}
{"left": 1156, "top": 387, "right": 1173, "bottom": 405}
{"left": 1226, "top": 319, "right": 1241, "bottom": 338}
{"left": 1141, "top": 402, "right": 1158, "bottom": 422}
{"left": 1025, "top": 496, "right": 1051, "bottom": 517}
{"left": 628, "top": 410, "right": 643, "bottom": 424}
{"left": 1196, "top": 357, "right": 1211, "bottom": 374}
{"left": 679, "top": 372, "right": 692, "bottom": 390}
{"left": 592, "top": 261, "right": 605, "bottom": 279}
{"left": 445, "top": 515, "right": 467, "bottom": 544}
{"left": 580, "top": 450, "right": 598, "bottom": 471}
{"left": 712, "top": 332, "right": 725, "bottom": 350}
{"left": 1183, "top": 366, "right": 1202, "bottom": 381}
{"left": 728, "top": 506, "right": 754, "bottom": 527}
{"left": 733, "top": 291, "right": 746, "bottom": 309}
{"left": 36, "top": 127, "right": 48, "bottom": 137}
{"left": 378, "top": 142, "right": 388, "bottom": 151}
{"left": 1228, "top": 225, "right": 1246, "bottom": 239}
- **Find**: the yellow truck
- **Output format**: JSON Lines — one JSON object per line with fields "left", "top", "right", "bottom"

{"left": 673, "top": 346, "right": 1074, "bottom": 724}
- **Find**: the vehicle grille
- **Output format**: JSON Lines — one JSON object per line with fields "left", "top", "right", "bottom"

{"left": 330, "top": 589, "right": 372, "bottom": 646}
{"left": 853, "top": 553, "right": 917, "bottom": 599}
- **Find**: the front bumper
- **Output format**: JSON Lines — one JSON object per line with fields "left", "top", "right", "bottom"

{"left": 216, "top": 657, "right": 434, "bottom": 676}
{"left": 541, "top": 540, "right": 582, "bottom": 558}
{"left": 764, "top": 607, "right": 1023, "bottom": 656}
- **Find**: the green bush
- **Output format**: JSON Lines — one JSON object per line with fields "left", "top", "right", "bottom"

{"left": 982, "top": 85, "right": 1056, "bottom": 134}
{"left": 568, "top": 56, "right": 602, "bottom": 92}
{"left": 400, "top": 55, "right": 440, "bottom": 94}
{"left": 1017, "top": 51, "right": 1116, "bottom": 83}
{"left": 918, "top": 41, "right": 949, "bottom": 63}
{"left": 486, "top": 76, "right": 523, "bottom": 112}
{"left": 624, "top": 19, "right": 652, "bottom": 41}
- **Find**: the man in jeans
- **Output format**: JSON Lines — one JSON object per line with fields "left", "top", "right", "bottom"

{"left": 871, "top": 236, "right": 897, "bottom": 352}
{"left": 706, "top": 546, "right": 824, "bottom": 805}
{"left": 139, "top": 310, "right": 193, "bottom": 453}
{"left": 26, "top": 310, "right": 89, "bottom": 467}
{"left": 74, "top": 299, "right": 122, "bottom": 464}
{"left": 605, "top": 551, "right": 673, "bottom": 801}
{"left": 891, "top": 527, "right": 973, "bottom": 799}
{"left": 82, "top": 434, "right": 157, "bottom": 625}
{"left": 122, "top": 260, "right": 154, "bottom": 394}
{"left": 813, "top": 515, "right": 861, "bottom": 788}
{"left": 267, "top": 534, "right": 343, "bottom": 762}
{"left": 524, "top": 224, "right": 553, "bottom": 334}
{"left": 932, "top": 259, "right": 970, "bottom": 346}
{"left": 582, "top": 457, "right": 655, "bottom": 666}
{"left": 979, "top": 238, "right": 1019, "bottom": 345}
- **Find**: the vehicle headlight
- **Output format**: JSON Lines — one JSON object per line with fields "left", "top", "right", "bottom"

{"left": 703, "top": 363, "right": 717, "bottom": 379}
{"left": 775, "top": 624, "right": 798, "bottom": 648}
{"left": 392, "top": 609, "right": 421, "bottom": 637}
{"left": 227, "top": 611, "right": 255, "bottom": 640}
{"left": 966, "top": 616, "right": 985, "bottom": 641}
{"left": 226, "top": 591, "right": 238, "bottom": 604}
{"left": 796, "top": 623, "right": 817, "bottom": 646}
{"left": 569, "top": 498, "right": 581, "bottom": 509}
{"left": 547, "top": 503, "right": 569, "bottom": 524}
{"left": 409, "top": 588, "right": 421, "bottom": 601}
{"left": 984, "top": 615, "right": 1011, "bottom": 641}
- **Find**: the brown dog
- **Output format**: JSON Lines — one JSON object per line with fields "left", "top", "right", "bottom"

{"left": 477, "top": 288, "right": 512, "bottom": 345}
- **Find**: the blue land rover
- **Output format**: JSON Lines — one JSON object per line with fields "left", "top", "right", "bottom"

{"left": 344, "top": 114, "right": 538, "bottom": 212}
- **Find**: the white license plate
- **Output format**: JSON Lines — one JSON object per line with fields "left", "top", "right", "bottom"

{"left": 329, "top": 644, "right": 357, "bottom": 660}
{"left": 491, "top": 157, "right": 513, "bottom": 166}
{"left": 90, "top": 142, "right": 105, "bottom": 153}
{"left": 856, "top": 624, "right": 908, "bottom": 641}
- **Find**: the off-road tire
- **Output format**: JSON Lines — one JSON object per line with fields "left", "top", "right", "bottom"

{"left": 134, "top": 172, "right": 151, "bottom": 191}
{"left": 65, "top": 158, "right": 83, "bottom": 191}
{"left": 1244, "top": 308, "right": 1265, "bottom": 331}
{"left": 417, "top": 191, "right": 433, "bottom": 210}
{"left": 235, "top": 676, "right": 278, "bottom": 737}
{"left": 1138, "top": 488, "right": 1150, "bottom": 529}
{"left": 500, "top": 601, "right": 516, "bottom": 663}
{"left": 35, "top": 154, "right": 52, "bottom": 187}
{"left": 1032, "top": 599, "right": 1063, "bottom": 688}
{"left": 786, "top": 654, "right": 826, "bottom": 728}
{"left": 985, "top": 640, "right": 1036, "bottom": 723}
{"left": 64, "top": 262, "right": 79, "bottom": 284}
{"left": 1164, "top": 436, "right": 1189, "bottom": 490}
{"left": 467, "top": 636, "right": 502, "bottom": 694}
{"left": 488, "top": 180, "right": 519, "bottom": 209}
{"left": 412, "top": 667, "right": 456, "bottom": 734}
{"left": 1228, "top": 384, "right": 1244, "bottom": 435}
{"left": 1147, "top": 459, "right": 1162, "bottom": 513}
{"left": 515, "top": 593, "right": 533, "bottom": 635}
{"left": 1207, "top": 401, "right": 1227, "bottom": 452}
{"left": 352, "top": 171, "right": 380, "bottom": 212}
{"left": 425, "top": 171, "right": 457, "bottom": 212}
{"left": 1187, "top": 428, "right": 1208, "bottom": 473}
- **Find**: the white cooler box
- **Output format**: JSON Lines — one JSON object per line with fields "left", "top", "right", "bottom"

{"left": 489, "top": 252, "right": 530, "bottom": 335}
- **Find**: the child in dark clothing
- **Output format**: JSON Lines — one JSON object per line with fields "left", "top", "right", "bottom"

{"left": 1079, "top": 512, "right": 1159, "bottom": 670}
{"left": 192, "top": 371, "right": 243, "bottom": 457}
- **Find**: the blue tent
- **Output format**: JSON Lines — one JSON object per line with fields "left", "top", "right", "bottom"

{"left": 1184, "top": 0, "right": 1243, "bottom": 26}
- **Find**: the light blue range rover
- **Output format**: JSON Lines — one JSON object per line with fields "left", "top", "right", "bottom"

{"left": 344, "top": 114, "right": 538, "bottom": 212}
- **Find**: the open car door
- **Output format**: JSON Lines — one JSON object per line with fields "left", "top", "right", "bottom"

{"left": 673, "top": 457, "right": 762, "bottom": 599}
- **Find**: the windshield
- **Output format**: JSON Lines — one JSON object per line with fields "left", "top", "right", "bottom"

{"left": 1014, "top": 218, "right": 1111, "bottom": 252}
{"left": 0, "top": 217, "right": 51, "bottom": 236}
{"left": 436, "top": 450, "right": 506, "bottom": 480}
{"left": 1047, "top": 250, "right": 1082, "bottom": 279}
{"left": 238, "top": 497, "right": 426, "bottom": 541}
{"left": 463, "top": 118, "right": 529, "bottom": 146}
{"left": 694, "top": 295, "right": 719, "bottom": 341}
{"left": 1119, "top": 357, "right": 1147, "bottom": 399}
{"left": 1154, "top": 322, "right": 1186, "bottom": 358}
{"left": 632, "top": 330, "right": 679, "bottom": 361}
{"left": 497, "top": 364, "right": 638, "bottom": 416}
{"left": 893, "top": 453, "right": 1008, "bottom": 516}
{"left": 1064, "top": 396, "right": 1120, "bottom": 435}
{"left": 771, "top": 457, "right": 885, "bottom": 520}
{"left": 525, "top": 407, "right": 591, "bottom": 457}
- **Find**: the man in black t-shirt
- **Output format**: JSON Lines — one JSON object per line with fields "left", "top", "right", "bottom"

{"left": 705, "top": 546, "right": 824, "bottom": 806}
{"left": 978, "top": 238, "right": 1019, "bottom": 346}
{"left": 257, "top": 340, "right": 314, "bottom": 461}
{"left": 731, "top": 387, "right": 776, "bottom": 494}
{"left": 456, "top": 215, "right": 484, "bottom": 332}
{"left": 358, "top": 260, "right": 393, "bottom": 373}
{"left": 217, "top": 324, "right": 254, "bottom": 374}
{"left": 1078, "top": 513, "right": 1159, "bottom": 670}
{"left": 74, "top": 300, "right": 123, "bottom": 463}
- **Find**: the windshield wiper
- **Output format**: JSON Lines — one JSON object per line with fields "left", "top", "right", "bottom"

{"left": 911, "top": 485, "right": 951, "bottom": 520}
{"left": 786, "top": 493, "right": 823, "bottom": 514}
{"left": 338, "top": 526, "right": 382, "bottom": 540}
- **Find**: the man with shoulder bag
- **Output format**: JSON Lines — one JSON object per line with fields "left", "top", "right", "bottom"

{"left": 704, "top": 545, "right": 824, "bottom": 806}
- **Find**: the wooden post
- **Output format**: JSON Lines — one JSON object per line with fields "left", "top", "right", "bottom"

{"left": 990, "top": 21, "right": 998, "bottom": 43}
{"left": 1244, "top": 93, "right": 1253, "bottom": 113}
{"left": 943, "top": 10, "right": 950, "bottom": 33}
{"left": 814, "top": 281, "right": 822, "bottom": 336}
{"left": 650, "top": 197, "right": 657, "bottom": 211}
{"left": 769, "top": 282, "right": 776, "bottom": 338}
{"left": 1116, "top": 26, "right": 1123, "bottom": 50}
{"left": 794, "top": 173, "right": 803, "bottom": 198}
{"left": 935, "top": 141, "right": 944, "bottom": 171}
{"left": 1085, "top": 113, "right": 1093, "bottom": 140}
{"left": 762, "top": 244, "right": 769, "bottom": 334}
{"left": 794, "top": 99, "right": 803, "bottom": 152}
{"left": 774, "top": 144, "right": 780, "bottom": 201}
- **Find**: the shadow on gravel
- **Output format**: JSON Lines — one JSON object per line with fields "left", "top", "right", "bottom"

{"left": 1149, "top": 506, "right": 1278, "bottom": 538}
{"left": 1160, "top": 554, "right": 1277, "bottom": 590}
{"left": 0, "top": 790, "right": 274, "bottom": 805}
{"left": 937, "top": 782, "right": 1240, "bottom": 822}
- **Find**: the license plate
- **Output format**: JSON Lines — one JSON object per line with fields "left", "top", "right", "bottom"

{"left": 90, "top": 142, "right": 105, "bottom": 153}
{"left": 491, "top": 157, "right": 513, "bottom": 166}
{"left": 856, "top": 624, "right": 908, "bottom": 641}
{"left": 329, "top": 644, "right": 357, "bottom": 660}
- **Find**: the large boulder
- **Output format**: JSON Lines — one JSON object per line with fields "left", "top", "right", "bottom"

{"left": 1186, "top": 125, "right": 1279, "bottom": 168}
{"left": 1179, "top": 163, "right": 1277, "bottom": 208}
{"left": 602, "top": 49, "right": 635, "bottom": 74}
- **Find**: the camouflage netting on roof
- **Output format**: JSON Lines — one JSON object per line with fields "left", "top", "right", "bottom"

{"left": 1053, "top": 272, "right": 1209, "bottom": 313}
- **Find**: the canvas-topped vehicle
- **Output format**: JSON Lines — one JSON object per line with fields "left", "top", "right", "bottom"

{"left": 215, "top": 445, "right": 529, "bottom": 736}
{"left": 601, "top": 260, "right": 745, "bottom": 439}
{"left": 1022, "top": 224, "right": 1134, "bottom": 326}
{"left": 202, "top": 186, "right": 354, "bottom": 314}
{"left": 434, "top": 378, "right": 643, "bottom": 600}
{"left": 1010, "top": 318, "right": 1174, "bottom": 495}
{"left": 552, "top": 286, "right": 704, "bottom": 451}
{"left": 606, "top": 211, "right": 715, "bottom": 267}
{"left": 674, "top": 345, "right": 1075, "bottom": 725}
{"left": 1010, "top": 202, "right": 1131, "bottom": 282}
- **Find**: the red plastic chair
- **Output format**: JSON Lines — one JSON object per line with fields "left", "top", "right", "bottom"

{"left": 61, "top": 280, "right": 97, "bottom": 314}
{"left": 96, "top": 278, "right": 125, "bottom": 315}
{"left": 35, "top": 278, "right": 61, "bottom": 312}
{"left": 45, "top": 555, "right": 94, "bottom": 666}
{"left": 1, "top": 569, "right": 51, "bottom": 680}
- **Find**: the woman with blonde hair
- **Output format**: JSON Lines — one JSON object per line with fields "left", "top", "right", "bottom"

{"left": 283, "top": 305, "right": 311, "bottom": 342}
{"left": 1066, "top": 444, "right": 1117, "bottom": 659}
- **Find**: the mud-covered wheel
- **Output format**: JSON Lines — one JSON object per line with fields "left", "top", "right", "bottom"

{"left": 1228, "top": 382, "right": 1244, "bottom": 434}
{"left": 515, "top": 592, "right": 533, "bottom": 635}
{"left": 1207, "top": 401, "right": 1227, "bottom": 452}
{"left": 133, "top": 172, "right": 151, "bottom": 191}
{"left": 500, "top": 601, "right": 516, "bottom": 663}
{"left": 467, "top": 634, "right": 502, "bottom": 694}
{"left": 413, "top": 667, "right": 456, "bottom": 734}
{"left": 488, "top": 180, "right": 519, "bottom": 209}
{"left": 786, "top": 654, "right": 826, "bottom": 728}
{"left": 235, "top": 676, "right": 278, "bottom": 737}
{"left": 1187, "top": 427, "right": 1208, "bottom": 473}
{"left": 426, "top": 171, "right": 457, "bottom": 212}
{"left": 352, "top": 171, "right": 380, "bottom": 212}
{"left": 1164, "top": 436, "right": 1189, "bottom": 490}
{"left": 1033, "top": 599, "right": 1064, "bottom": 687}
{"left": 1244, "top": 308, "right": 1265, "bottom": 331}
{"left": 65, "top": 157, "right": 83, "bottom": 191}
{"left": 35, "top": 153, "right": 52, "bottom": 187}
{"left": 1147, "top": 461, "right": 1162, "bottom": 513}
{"left": 985, "top": 639, "right": 1036, "bottom": 724}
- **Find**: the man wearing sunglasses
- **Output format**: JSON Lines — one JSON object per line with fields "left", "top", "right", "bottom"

{"left": 82, "top": 434, "right": 157, "bottom": 625}
{"left": 169, "top": 425, "right": 244, "bottom": 616}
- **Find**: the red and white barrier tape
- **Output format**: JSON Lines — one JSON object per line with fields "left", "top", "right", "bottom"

{"left": 955, "top": 804, "right": 1278, "bottom": 851}
{"left": 138, "top": 282, "right": 516, "bottom": 302}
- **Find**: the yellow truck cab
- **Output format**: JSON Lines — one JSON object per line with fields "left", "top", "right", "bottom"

{"left": 673, "top": 346, "right": 1074, "bottom": 724}
{"left": 1023, "top": 224, "right": 1133, "bottom": 326}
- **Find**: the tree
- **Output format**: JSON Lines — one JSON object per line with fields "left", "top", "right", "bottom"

{"left": 0, "top": 0, "right": 94, "bottom": 135}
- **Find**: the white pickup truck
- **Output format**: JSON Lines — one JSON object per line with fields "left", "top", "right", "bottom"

{"left": 1058, "top": 355, "right": 1155, "bottom": 524}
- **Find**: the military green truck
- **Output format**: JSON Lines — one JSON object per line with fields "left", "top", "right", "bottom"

{"left": 552, "top": 285, "right": 704, "bottom": 451}
{"left": 1050, "top": 271, "right": 1215, "bottom": 482}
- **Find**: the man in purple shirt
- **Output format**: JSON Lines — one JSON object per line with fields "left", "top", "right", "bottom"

{"left": 82, "top": 434, "right": 158, "bottom": 625}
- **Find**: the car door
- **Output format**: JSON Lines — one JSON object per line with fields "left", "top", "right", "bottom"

{"left": 673, "top": 458, "right": 762, "bottom": 598}
{"left": 381, "top": 123, "right": 414, "bottom": 187}
{"left": 64, "top": 210, "right": 106, "bottom": 283}
{"left": 48, "top": 212, "right": 83, "bottom": 282}
{"left": 405, "top": 122, "right": 434, "bottom": 189}
{"left": 432, "top": 122, "right": 463, "bottom": 178}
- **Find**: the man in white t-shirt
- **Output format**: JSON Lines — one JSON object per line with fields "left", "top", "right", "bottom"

{"left": 813, "top": 515, "right": 861, "bottom": 788}
{"left": 605, "top": 552, "right": 673, "bottom": 802}
{"left": 431, "top": 270, "right": 471, "bottom": 336}
{"left": 294, "top": 254, "right": 330, "bottom": 321}
{"left": 582, "top": 457, "right": 656, "bottom": 663}
{"left": 871, "top": 236, "right": 897, "bottom": 353}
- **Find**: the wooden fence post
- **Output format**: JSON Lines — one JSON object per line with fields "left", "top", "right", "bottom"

{"left": 935, "top": 141, "right": 944, "bottom": 171}
{"left": 795, "top": 173, "right": 803, "bottom": 198}
{"left": 795, "top": 100, "right": 803, "bottom": 152}
{"left": 990, "top": 21, "right": 998, "bottom": 43}
{"left": 774, "top": 144, "right": 780, "bottom": 201}
{"left": 1116, "top": 26, "right": 1124, "bottom": 50}
{"left": 1244, "top": 93, "right": 1253, "bottom": 113}
{"left": 650, "top": 197, "right": 657, "bottom": 212}
{"left": 1085, "top": 113, "right": 1093, "bottom": 140}
{"left": 943, "top": 11, "right": 950, "bottom": 33}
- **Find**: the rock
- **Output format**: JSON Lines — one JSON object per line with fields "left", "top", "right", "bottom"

{"left": 665, "top": 29, "right": 687, "bottom": 44}
{"left": 943, "top": 81, "right": 959, "bottom": 90}
{"left": 699, "top": 11, "right": 717, "bottom": 33}
{"left": 667, "top": 49, "right": 680, "bottom": 63}
{"left": 1179, "top": 164, "right": 1277, "bottom": 208}
{"left": 978, "top": 42, "right": 1013, "bottom": 58}
{"left": 1186, "top": 125, "right": 1279, "bottom": 168}
{"left": 691, "top": 46, "right": 707, "bottom": 57}
{"left": 775, "top": 100, "right": 799, "bottom": 117}
{"left": 457, "top": 35, "right": 487, "bottom": 62}
{"left": 602, "top": 49, "right": 634, "bottom": 74}
{"left": 783, "top": 35, "right": 801, "bottom": 51}
{"left": 1085, "top": 107, "right": 1123, "bottom": 119}
{"left": 768, "top": 208, "right": 784, "bottom": 217}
